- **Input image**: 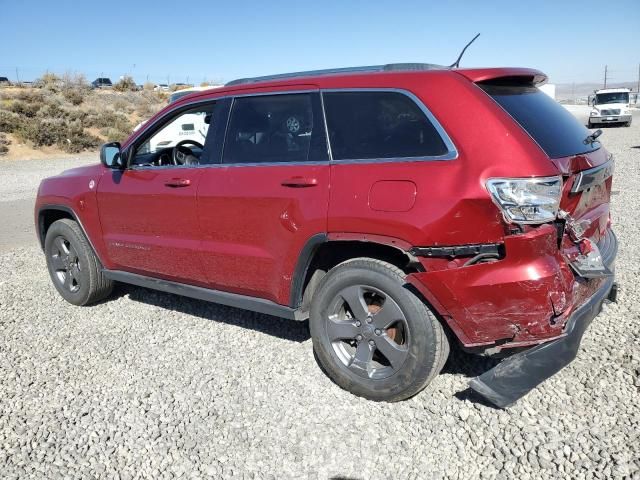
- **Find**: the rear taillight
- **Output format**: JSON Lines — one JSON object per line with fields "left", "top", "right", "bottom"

{"left": 486, "top": 176, "right": 562, "bottom": 224}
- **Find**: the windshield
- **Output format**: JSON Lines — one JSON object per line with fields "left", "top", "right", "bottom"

{"left": 481, "top": 83, "right": 599, "bottom": 159}
{"left": 595, "top": 92, "right": 629, "bottom": 105}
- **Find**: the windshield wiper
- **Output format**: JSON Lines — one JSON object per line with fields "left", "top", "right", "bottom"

{"left": 584, "top": 129, "right": 602, "bottom": 145}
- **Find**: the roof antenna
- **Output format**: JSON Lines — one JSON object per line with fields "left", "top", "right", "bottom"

{"left": 449, "top": 33, "right": 481, "bottom": 68}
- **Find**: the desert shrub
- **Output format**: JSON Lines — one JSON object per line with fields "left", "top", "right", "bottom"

{"left": 0, "top": 110, "right": 23, "bottom": 133}
{"left": 0, "top": 133, "right": 9, "bottom": 155}
{"left": 62, "top": 120, "right": 100, "bottom": 153}
{"left": 136, "top": 101, "right": 161, "bottom": 118}
{"left": 9, "top": 99, "right": 41, "bottom": 118}
{"left": 14, "top": 116, "right": 99, "bottom": 152}
{"left": 61, "top": 73, "right": 90, "bottom": 105}
{"left": 62, "top": 88, "right": 85, "bottom": 105}
{"left": 143, "top": 82, "right": 155, "bottom": 91}
{"left": 36, "top": 102, "right": 66, "bottom": 120}
{"left": 37, "top": 72, "right": 62, "bottom": 91}
{"left": 84, "top": 110, "right": 132, "bottom": 132}
{"left": 15, "top": 117, "right": 66, "bottom": 146}
{"left": 113, "top": 76, "right": 137, "bottom": 92}
{"left": 13, "top": 89, "right": 45, "bottom": 103}
{"left": 100, "top": 127, "right": 130, "bottom": 143}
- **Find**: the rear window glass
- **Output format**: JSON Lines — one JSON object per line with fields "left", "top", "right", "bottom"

{"left": 323, "top": 91, "right": 449, "bottom": 160}
{"left": 480, "top": 84, "right": 599, "bottom": 158}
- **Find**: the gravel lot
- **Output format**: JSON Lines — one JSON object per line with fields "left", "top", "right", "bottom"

{"left": 1, "top": 112, "right": 639, "bottom": 479}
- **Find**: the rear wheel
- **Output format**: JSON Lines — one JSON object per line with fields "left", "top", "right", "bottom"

{"left": 625, "top": 119, "right": 632, "bottom": 127}
{"left": 44, "top": 219, "right": 113, "bottom": 306}
{"left": 309, "top": 258, "right": 449, "bottom": 402}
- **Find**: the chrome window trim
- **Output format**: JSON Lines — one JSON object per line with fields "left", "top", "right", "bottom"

{"left": 131, "top": 87, "right": 457, "bottom": 170}
{"left": 320, "top": 88, "right": 458, "bottom": 163}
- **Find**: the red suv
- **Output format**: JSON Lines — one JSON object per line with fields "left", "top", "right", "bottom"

{"left": 35, "top": 64, "right": 617, "bottom": 407}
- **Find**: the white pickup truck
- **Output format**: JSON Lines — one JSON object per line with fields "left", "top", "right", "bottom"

{"left": 588, "top": 88, "right": 632, "bottom": 128}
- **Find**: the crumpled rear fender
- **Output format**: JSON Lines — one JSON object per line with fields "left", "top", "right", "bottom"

{"left": 407, "top": 225, "right": 576, "bottom": 347}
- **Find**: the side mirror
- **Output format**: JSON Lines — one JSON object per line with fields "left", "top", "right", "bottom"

{"left": 100, "top": 142, "right": 124, "bottom": 169}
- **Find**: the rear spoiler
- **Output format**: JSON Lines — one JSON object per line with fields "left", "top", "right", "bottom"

{"left": 455, "top": 68, "right": 548, "bottom": 86}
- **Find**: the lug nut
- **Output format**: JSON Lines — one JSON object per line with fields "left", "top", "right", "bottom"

{"left": 368, "top": 340, "right": 375, "bottom": 346}
{"left": 374, "top": 329, "right": 381, "bottom": 335}
{"left": 356, "top": 334, "right": 363, "bottom": 341}
{"left": 355, "top": 321, "right": 361, "bottom": 327}
{"left": 366, "top": 317, "right": 372, "bottom": 324}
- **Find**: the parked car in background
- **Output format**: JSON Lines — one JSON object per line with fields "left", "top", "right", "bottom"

{"left": 91, "top": 78, "right": 113, "bottom": 89}
{"left": 0, "top": 76, "right": 11, "bottom": 86}
{"left": 154, "top": 84, "right": 169, "bottom": 92}
{"left": 35, "top": 63, "right": 617, "bottom": 408}
{"left": 588, "top": 88, "right": 632, "bottom": 127}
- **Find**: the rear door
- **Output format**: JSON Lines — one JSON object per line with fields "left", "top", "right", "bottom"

{"left": 197, "top": 89, "right": 330, "bottom": 304}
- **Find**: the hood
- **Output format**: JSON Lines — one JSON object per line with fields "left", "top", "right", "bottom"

{"left": 57, "top": 163, "right": 102, "bottom": 178}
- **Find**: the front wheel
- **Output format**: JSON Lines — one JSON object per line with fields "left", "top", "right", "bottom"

{"left": 44, "top": 219, "right": 113, "bottom": 306}
{"left": 309, "top": 258, "right": 449, "bottom": 402}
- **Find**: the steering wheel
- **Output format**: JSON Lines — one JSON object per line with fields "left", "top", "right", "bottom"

{"left": 172, "top": 140, "right": 204, "bottom": 165}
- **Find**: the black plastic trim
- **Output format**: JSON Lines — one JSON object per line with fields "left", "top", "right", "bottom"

{"left": 289, "top": 233, "right": 328, "bottom": 308}
{"left": 36, "top": 205, "right": 104, "bottom": 265}
{"left": 410, "top": 243, "right": 502, "bottom": 258}
{"left": 103, "top": 270, "right": 307, "bottom": 321}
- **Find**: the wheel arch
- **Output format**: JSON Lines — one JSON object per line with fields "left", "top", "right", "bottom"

{"left": 37, "top": 205, "right": 104, "bottom": 265}
{"left": 290, "top": 235, "right": 423, "bottom": 311}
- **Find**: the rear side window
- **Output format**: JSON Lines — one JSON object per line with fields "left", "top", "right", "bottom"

{"left": 323, "top": 91, "right": 449, "bottom": 161}
{"left": 480, "top": 84, "right": 599, "bottom": 159}
{"left": 223, "top": 93, "right": 326, "bottom": 164}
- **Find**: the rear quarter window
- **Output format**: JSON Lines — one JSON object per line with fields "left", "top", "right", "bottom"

{"left": 480, "top": 84, "right": 599, "bottom": 159}
{"left": 322, "top": 91, "right": 450, "bottom": 161}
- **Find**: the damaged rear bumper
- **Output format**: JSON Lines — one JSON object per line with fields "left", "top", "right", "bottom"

{"left": 469, "top": 230, "right": 617, "bottom": 408}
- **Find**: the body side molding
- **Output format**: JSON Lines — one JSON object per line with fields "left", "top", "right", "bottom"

{"left": 103, "top": 270, "right": 308, "bottom": 321}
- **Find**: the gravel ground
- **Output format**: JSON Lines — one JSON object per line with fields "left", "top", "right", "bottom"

{"left": 1, "top": 114, "right": 639, "bottom": 479}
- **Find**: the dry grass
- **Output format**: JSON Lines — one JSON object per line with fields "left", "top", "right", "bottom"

{"left": 0, "top": 79, "right": 165, "bottom": 158}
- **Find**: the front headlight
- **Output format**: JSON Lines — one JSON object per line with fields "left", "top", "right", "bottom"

{"left": 486, "top": 176, "right": 562, "bottom": 224}
{"left": 590, "top": 110, "right": 599, "bottom": 116}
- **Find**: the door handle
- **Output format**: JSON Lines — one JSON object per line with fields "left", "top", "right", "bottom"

{"left": 165, "top": 178, "right": 191, "bottom": 188}
{"left": 281, "top": 176, "right": 318, "bottom": 188}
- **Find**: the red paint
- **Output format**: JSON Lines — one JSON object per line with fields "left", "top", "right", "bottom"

{"left": 35, "top": 66, "right": 614, "bottom": 350}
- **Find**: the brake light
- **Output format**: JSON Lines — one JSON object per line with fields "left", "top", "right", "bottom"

{"left": 486, "top": 176, "right": 562, "bottom": 224}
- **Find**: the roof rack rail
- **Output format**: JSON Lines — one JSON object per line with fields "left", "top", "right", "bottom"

{"left": 225, "top": 63, "right": 447, "bottom": 87}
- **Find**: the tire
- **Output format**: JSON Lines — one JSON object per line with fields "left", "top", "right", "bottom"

{"left": 625, "top": 120, "right": 632, "bottom": 127}
{"left": 309, "top": 258, "right": 449, "bottom": 402}
{"left": 587, "top": 120, "right": 593, "bottom": 129}
{"left": 44, "top": 218, "right": 113, "bottom": 306}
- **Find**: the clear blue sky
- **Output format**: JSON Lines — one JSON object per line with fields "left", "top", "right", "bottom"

{"left": 1, "top": 0, "right": 638, "bottom": 85}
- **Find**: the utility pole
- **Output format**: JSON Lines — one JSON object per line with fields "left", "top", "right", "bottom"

{"left": 603, "top": 65, "right": 608, "bottom": 89}
{"left": 15, "top": 67, "right": 20, "bottom": 84}
{"left": 637, "top": 63, "right": 639, "bottom": 95}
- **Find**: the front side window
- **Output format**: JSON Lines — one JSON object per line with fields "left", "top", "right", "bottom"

{"left": 322, "top": 91, "right": 449, "bottom": 161}
{"left": 133, "top": 104, "right": 215, "bottom": 167}
{"left": 223, "top": 93, "right": 322, "bottom": 164}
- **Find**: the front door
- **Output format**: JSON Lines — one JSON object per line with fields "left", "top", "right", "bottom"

{"left": 197, "top": 90, "right": 330, "bottom": 305}
{"left": 97, "top": 102, "right": 217, "bottom": 284}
